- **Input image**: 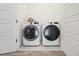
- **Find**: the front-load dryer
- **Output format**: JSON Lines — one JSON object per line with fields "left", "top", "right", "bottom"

{"left": 22, "top": 22, "right": 41, "bottom": 46}
{"left": 42, "top": 21, "right": 60, "bottom": 46}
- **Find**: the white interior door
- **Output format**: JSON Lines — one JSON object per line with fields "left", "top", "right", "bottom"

{"left": 61, "top": 4, "right": 79, "bottom": 56}
{"left": 0, "top": 4, "right": 16, "bottom": 54}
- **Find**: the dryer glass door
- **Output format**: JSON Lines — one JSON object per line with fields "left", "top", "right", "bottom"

{"left": 44, "top": 25, "right": 60, "bottom": 41}
{"left": 23, "top": 25, "right": 39, "bottom": 41}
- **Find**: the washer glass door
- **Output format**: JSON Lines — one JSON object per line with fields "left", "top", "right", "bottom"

{"left": 44, "top": 25, "right": 60, "bottom": 41}
{"left": 23, "top": 25, "right": 39, "bottom": 41}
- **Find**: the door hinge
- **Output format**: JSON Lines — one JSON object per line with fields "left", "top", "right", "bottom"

{"left": 16, "top": 39, "right": 18, "bottom": 43}
{"left": 16, "top": 19, "right": 18, "bottom": 23}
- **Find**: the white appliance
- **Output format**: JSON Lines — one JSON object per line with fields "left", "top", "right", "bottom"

{"left": 22, "top": 22, "right": 41, "bottom": 46}
{"left": 42, "top": 21, "right": 60, "bottom": 46}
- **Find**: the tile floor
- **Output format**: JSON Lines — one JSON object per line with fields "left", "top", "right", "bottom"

{"left": 0, "top": 51, "right": 66, "bottom": 56}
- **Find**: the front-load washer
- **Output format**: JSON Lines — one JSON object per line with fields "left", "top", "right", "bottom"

{"left": 42, "top": 21, "right": 60, "bottom": 46}
{"left": 22, "top": 22, "right": 41, "bottom": 46}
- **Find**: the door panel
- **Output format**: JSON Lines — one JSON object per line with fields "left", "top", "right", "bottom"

{"left": 61, "top": 4, "right": 79, "bottom": 56}
{"left": 0, "top": 4, "right": 16, "bottom": 54}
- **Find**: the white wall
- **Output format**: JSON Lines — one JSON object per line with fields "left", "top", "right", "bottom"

{"left": 16, "top": 4, "right": 29, "bottom": 48}
{"left": 17, "top": 3, "right": 63, "bottom": 23}
{"left": 61, "top": 3, "right": 79, "bottom": 56}
{"left": 25, "top": 3, "right": 63, "bottom": 23}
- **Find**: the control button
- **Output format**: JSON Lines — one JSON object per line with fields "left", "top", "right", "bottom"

{"left": 50, "top": 22, "right": 52, "bottom": 24}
